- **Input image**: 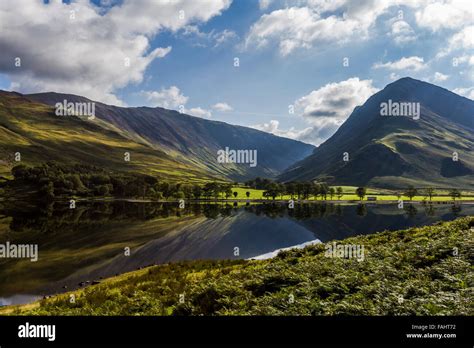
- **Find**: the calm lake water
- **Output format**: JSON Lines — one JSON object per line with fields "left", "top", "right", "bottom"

{"left": 0, "top": 201, "right": 472, "bottom": 305}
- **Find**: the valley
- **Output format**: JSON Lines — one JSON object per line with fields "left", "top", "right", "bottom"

{"left": 0, "top": 77, "right": 472, "bottom": 316}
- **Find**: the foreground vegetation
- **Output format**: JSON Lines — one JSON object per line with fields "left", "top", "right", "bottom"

{"left": 3, "top": 216, "right": 473, "bottom": 316}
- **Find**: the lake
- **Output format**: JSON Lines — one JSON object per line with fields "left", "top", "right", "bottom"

{"left": 0, "top": 201, "right": 472, "bottom": 305}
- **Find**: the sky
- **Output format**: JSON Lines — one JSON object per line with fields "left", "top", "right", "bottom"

{"left": 0, "top": 0, "right": 472, "bottom": 146}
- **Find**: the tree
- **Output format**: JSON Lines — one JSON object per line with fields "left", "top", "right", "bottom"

{"left": 111, "top": 177, "right": 126, "bottom": 196}
{"left": 40, "top": 182, "right": 55, "bottom": 201}
{"left": 264, "top": 183, "right": 280, "bottom": 200}
{"left": 356, "top": 203, "right": 367, "bottom": 216}
{"left": 173, "top": 191, "right": 185, "bottom": 200}
{"left": 278, "top": 183, "right": 286, "bottom": 200}
{"left": 313, "top": 184, "right": 321, "bottom": 200}
{"left": 202, "top": 183, "right": 214, "bottom": 199}
{"left": 233, "top": 191, "right": 238, "bottom": 199}
{"left": 90, "top": 174, "right": 110, "bottom": 186}
{"left": 426, "top": 187, "right": 435, "bottom": 201}
{"left": 152, "top": 190, "right": 163, "bottom": 201}
{"left": 96, "top": 185, "right": 110, "bottom": 196}
{"left": 224, "top": 186, "right": 233, "bottom": 199}
{"left": 302, "top": 182, "right": 312, "bottom": 199}
{"left": 320, "top": 184, "right": 329, "bottom": 200}
{"left": 336, "top": 187, "right": 343, "bottom": 200}
{"left": 295, "top": 182, "right": 303, "bottom": 200}
{"left": 285, "top": 182, "right": 296, "bottom": 199}
{"left": 329, "top": 187, "right": 335, "bottom": 200}
{"left": 404, "top": 204, "right": 418, "bottom": 217}
{"left": 160, "top": 182, "right": 172, "bottom": 199}
{"left": 449, "top": 188, "right": 461, "bottom": 202}
{"left": 246, "top": 191, "right": 250, "bottom": 199}
{"left": 203, "top": 182, "right": 220, "bottom": 200}
{"left": 355, "top": 187, "right": 366, "bottom": 201}
{"left": 404, "top": 186, "right": 418, "bottom": 201}
{"left": 181, "top": 184, "right": 194, "bottom": 200}
{"left": 211, "top": 183, "right": 221, "bottom": 200}
{"left": 11, "top": 165, "right": 28, "bottom": 180}
{"left": 192, "top": 185, "right": 202, "bottom": 200}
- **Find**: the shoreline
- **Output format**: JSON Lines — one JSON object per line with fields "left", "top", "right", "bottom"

{"left": 2, "top": 197, "right": 474, "bottom": 204}
{"left": 2, "top": 216, "right": 472, "bottom": 315}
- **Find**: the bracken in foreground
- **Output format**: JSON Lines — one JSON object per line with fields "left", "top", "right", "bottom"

{"left": 2, "top": 216, "right": 473, "bottom": 316}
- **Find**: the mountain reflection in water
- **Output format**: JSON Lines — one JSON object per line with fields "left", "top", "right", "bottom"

{"left": 0, "top": 201, "right": 471, "bottom": 305}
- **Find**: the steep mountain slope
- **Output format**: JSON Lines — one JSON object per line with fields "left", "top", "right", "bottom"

{"left": 280, "top": 78, "right": 474, "bottom": 189}
{"left": 26, "top": 92, "right": 314, "bottom": 180}
{"left": 0, "top": 91, "right": 217, "bottom": 181}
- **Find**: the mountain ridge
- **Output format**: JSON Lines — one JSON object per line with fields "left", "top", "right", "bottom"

{"left": 279, "top": 77, "right": 474, "bottom": 188}
{"left": 0, "top": 90, "right": 314, "bottom": 181}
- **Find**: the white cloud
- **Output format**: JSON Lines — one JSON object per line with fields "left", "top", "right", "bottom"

{"left": 212, "top": 102, "right": 233, "bottom": 112}
{"left": 212, "top": 29, "right": 238, "bottom": 47}
{"left": 444, "top": 26, "right": 474, "bottom": 54}
{"left": 245, "top": 6, "right": 363, "bottom": 56}
{"left": 296, "top": 119, "right": 342, "bottom": 146}
{"left": 141, "top": 85, "right": 212, "bottom": 118}
{"left": 414, "top": 0, "right": 472, "bottom": 32}
{"left": 141, "top": 86, "right": 188, "bottom": 109}
{"left": 257, "top": 77, "right": 379, "bottom": 146}
{"left": 107, "top": 0, "right": 232, "bottom": 36}
{"left": 433, "top": 72, "right": 449, "bottom": 82}
{"left": 453, "top": 55, "right": 474, "bottom": 66}
{"left": 453, "top": 87, "right": 474, "bottom": 100}
{"left": 252, "top": 120, "right": 314, "bottom": 142}
{"left": 182, "top": 26, "right": 238, "bottom": 48}
{"left": 305, "top": 0, "right": 350, "bottom": 13}
{"left": 244, "top": 0, "right": 436, "bottom": 56}
{"left": 259, "top": 0, "right": 273, "bottom": 10}
{"left": 295, "top": 77, "right": 378, "bottom": 121}
{"left": 389, "top": 20, "right": 416, "bottom": 45}
{"left": 0, "top": 0, "right": 232, "bottom": 105}
{"left": 245, "top": 0, "right": 473, "bottom": 57}
{"left": 253, "top": 119, "right": 280, "bottom": 133}
{"left": 373, "top": 56, "right": 427, "bottom": 71}
{"left": 389, "top": 72, "right": 401, "bottom": 80}
{"left": 252, "top": 118, "right": 341, "bottom": 146}
{"left": 187, "top": 107, "right": 212, "bottom": 119}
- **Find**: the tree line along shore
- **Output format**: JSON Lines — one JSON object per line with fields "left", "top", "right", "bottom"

{"left": 0, "top": 162, "right": 472, "bottom": 203}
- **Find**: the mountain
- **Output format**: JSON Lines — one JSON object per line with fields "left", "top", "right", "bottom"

{"left": 279, "top": 77, "right": 474, "bottom": 189}
{"left": 0, "top": 90, "right": 214, "bottom": 182}
{"left": 0, "top": 90, "right": 313, "bottom": 181}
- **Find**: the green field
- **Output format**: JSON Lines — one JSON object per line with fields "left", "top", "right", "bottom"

{"left": 230, "top": 186, "right": 474, "bottom": 202}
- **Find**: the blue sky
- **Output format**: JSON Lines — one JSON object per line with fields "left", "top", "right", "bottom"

{"left": 0, "top": 0, "right": 472, "bottom": 145}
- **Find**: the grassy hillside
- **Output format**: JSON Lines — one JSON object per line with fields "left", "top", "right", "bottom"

{"left": 26, "top": 92, "right": 315, "bottom": 181}
{"left": 280, "top": 78, "right": 474, "bottom": 189}
{"left": 0, "top": 91, "right": 215, "bottom": 182}
{"left": 3, "top": 216, "right": 472, "bottom": 316}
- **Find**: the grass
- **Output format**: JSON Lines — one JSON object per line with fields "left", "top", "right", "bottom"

{"left": 230, "top": 187, "right": 474, "bottom": 202}
{"left": 3, "top": 216, "right": 473, "bottom": 316}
